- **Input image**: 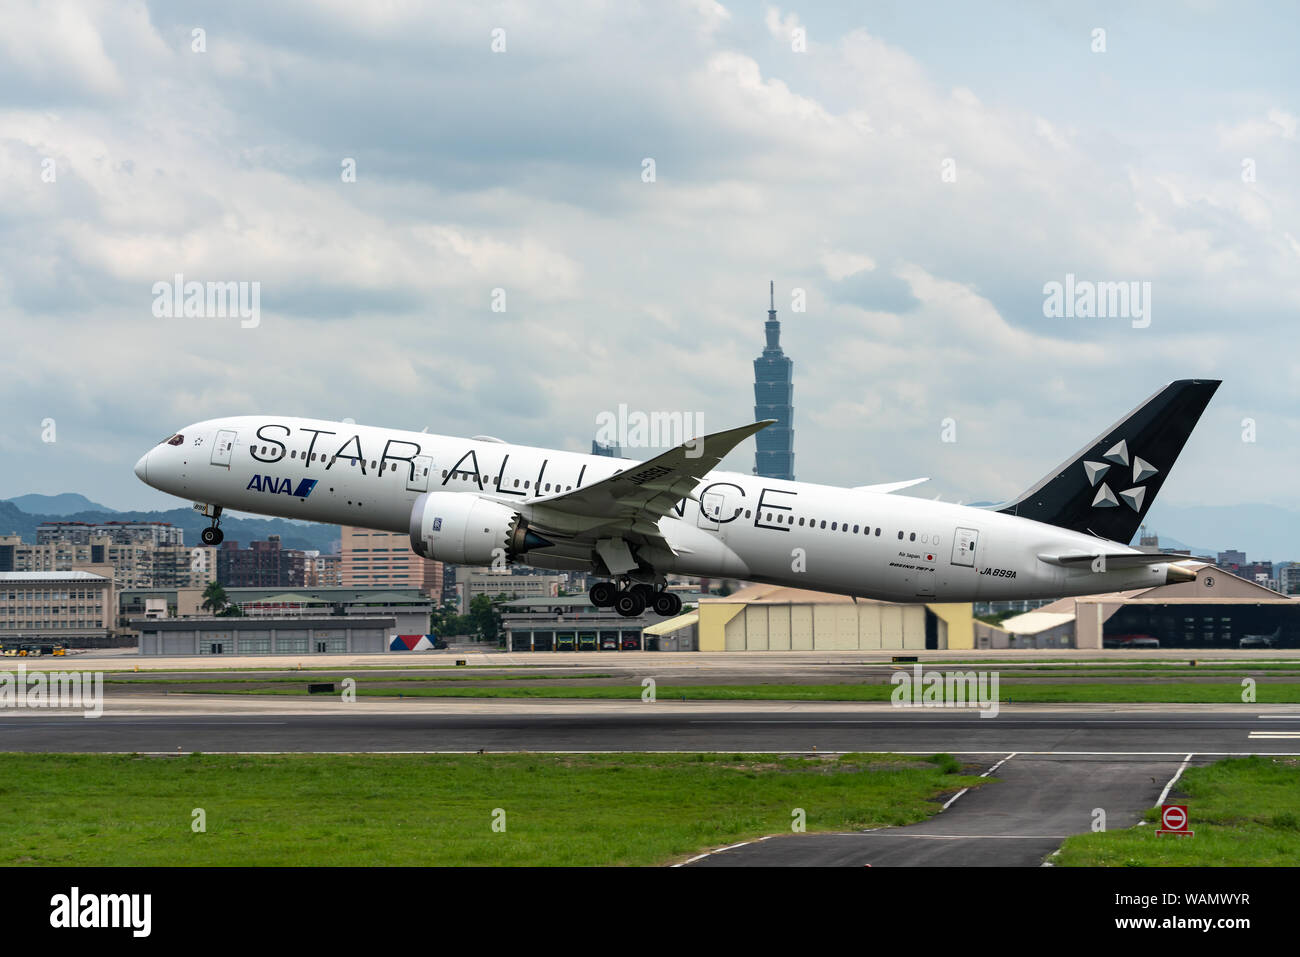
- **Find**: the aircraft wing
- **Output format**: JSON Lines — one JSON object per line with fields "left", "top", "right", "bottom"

{"left": 523, "top": 420, "right": 773, "bottom": 543}
{"left": 853, "top": 477, "right": 929, "bottom": 494}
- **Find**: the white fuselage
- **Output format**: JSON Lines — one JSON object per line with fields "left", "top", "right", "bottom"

{"left": 135, "top": 416, "right": 1174, "bottom": 603}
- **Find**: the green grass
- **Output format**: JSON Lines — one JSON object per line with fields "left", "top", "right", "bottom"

{"left": 926, "top": 662, "right": 1300, "bottom": 674}
{"left": 106, "top": 672, "right": 613, "bottom": 685}
{"left": 181, "top": 681, "right": 1300, "bottom": 704}
{"left": 0, "top": 752, "right": 980, "bottom": 866}
{"left": 924, "top": 659, "right": 1300, "bottom": 668}
{"left": 1056, "top": 756, "right": 1300, "bottom": 866}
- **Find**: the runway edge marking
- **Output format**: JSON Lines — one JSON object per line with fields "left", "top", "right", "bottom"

{"left": 941, "top": 752, "right": 1016, "bottom": 811}
{"left": 1155, "top": 752, "right": 1194, "bottom": 807}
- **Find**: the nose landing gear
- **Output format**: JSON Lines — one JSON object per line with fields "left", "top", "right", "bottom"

{"left": 199, "top": 505, "right": 225, "bottom": 546}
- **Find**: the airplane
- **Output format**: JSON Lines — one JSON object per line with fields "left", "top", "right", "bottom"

{"left": 133, "top": 379, "right": 1220, "bottom": 619}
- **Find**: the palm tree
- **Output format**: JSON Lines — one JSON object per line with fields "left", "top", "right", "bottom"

{"left": 201, "top": 581, "right": 229, "bottom": 615}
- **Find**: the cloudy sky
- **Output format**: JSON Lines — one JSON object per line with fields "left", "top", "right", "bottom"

{"left": 1, "top": 0, "right": 1296, "bottom": 528}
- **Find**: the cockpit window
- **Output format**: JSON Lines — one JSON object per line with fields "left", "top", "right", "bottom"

{"left": 164, "top": 434, "right": 184, "bottom": 446}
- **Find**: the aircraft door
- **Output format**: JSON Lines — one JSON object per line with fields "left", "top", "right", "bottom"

{"left": 697, "top": 490, "right": 725, "bottom": 530}
{"left": 407, "top": 455, "right": 433, "bottom": 492}
{"left": 211, "top": 430, "right": 237, "bottom": 468}
{"left": 952, "top": 527, "right": 979, "bottom": 567}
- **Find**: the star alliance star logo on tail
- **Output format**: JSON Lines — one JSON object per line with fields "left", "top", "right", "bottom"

{"left": 1083, "top": 440, "right": 1157, "bottom": 512}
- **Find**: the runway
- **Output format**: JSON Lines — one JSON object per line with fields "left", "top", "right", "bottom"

{"left": 1, "top": 698, "right": 1297, "bottom": 754}
{"left": 2, "top": 696, "right": 1294, "bottom": 867}
{"left": 21, "top": 647, "right": 1300, "bottom": 674}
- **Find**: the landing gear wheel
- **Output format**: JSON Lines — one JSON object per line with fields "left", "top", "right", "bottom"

{"left": 589, "top": 581, "right": 617, "bottom": 607}
{"left": 614, "top": 589, "right": 647, "bottom": 618}
{"left": 201, "top": 505, "right": 224, "bottom": 546}
{"left": 652, "top": 591, "right": 682, "bottom": 617}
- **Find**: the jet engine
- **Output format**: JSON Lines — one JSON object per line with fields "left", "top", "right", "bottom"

{"left": 408, "top": 492, "right": 552, "bottom": 565}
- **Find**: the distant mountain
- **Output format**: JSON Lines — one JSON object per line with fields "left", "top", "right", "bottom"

{"left": 1141, "top": 503, "right": 1299, "bottom": 565}
{"left": 4, "top": 493, "right": 117, "bottom": 515}
{"left": 1140, "top": 535, "right": 1218, "bottom": 559}
{"left": 0, "top": 500, "right": 340, "bottom": 553}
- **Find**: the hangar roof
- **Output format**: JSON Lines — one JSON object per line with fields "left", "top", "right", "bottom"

{"left": 702, "top": 583, "right": 890, "bottom": 605}
{"left": 644, "top": 612, "right": 699, "bottom": 636}
{"left": 1000, "top": 611, "right": 1078, "bottom": 635}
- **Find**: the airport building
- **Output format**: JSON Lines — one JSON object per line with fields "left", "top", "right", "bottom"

{"left": 119, "top": 584, "right": 435, "bottom": 643}
{"left": 978, "top": 564, "right": 1299, "bottom": 649}
{"left": 130, "top": 584, "right": 438, "bottom": 655}
{"left": 459, "top": 570, "right": 566, "bottom": 612}
{"left": 692, "top": 584, "right": 974, "bottom": 651}
{"left": 500, "top": 595, "right": 706, "bottom": 651}
{"left": 497, "top": 585, "right": 975, "bottom": 652}
{"left": 0, "top": 571, "right": 116, "bottom": 647}
{"left": 134, "top": 616, "right": 399, "bottom": 656}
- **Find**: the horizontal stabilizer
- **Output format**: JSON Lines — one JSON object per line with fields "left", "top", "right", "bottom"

{"left": 1037, "top": 551, "right": 1196, "bottom": 569}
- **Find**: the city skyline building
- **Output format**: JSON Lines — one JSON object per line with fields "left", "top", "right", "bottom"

{"left": 753, "top": 280, "right": 795, "bottom": 480}
{"left": 339, "top": 526, "right": 443, "bottom": 599}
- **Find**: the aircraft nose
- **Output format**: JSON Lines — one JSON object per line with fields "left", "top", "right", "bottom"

{"left": 133, "top": 451, "right": 150, "bottom": 483}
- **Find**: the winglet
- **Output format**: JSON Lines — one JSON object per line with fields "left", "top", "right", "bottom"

{"left": 853, "top": 477, "right": 930, "bottom": 494}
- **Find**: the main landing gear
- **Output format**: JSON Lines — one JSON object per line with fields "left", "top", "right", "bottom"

{"left": 588, "top": 580, "right": 682, "bottom": 618}
{"left": 199, "top": 505, "right": 225, "bottom": 546}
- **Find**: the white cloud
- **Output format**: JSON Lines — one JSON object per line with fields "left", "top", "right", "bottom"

{"left": 0, "top": 1, "right": 1294, "bottom": 518}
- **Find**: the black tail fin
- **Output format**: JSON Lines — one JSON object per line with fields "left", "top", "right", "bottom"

{"left": 997, "top": 379, "right": 1221, "bottom": 544}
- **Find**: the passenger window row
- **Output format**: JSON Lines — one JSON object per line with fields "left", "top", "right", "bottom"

{"left": 251, "top": 445, "right": 400, "bottom": 471}
{"left": 439, "top": 470, "right": 574, "bottom": 493}
{"left": 736, "top": 508, "right": 885, "bottom": 537}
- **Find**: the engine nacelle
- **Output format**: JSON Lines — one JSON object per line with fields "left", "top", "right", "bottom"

{"left": 409, "top": 492, "right": 551, "bottom": 565}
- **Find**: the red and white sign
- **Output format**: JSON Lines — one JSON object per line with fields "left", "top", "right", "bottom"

{"left": 1156, "top": 804, "right": 1193, "bottom": 837}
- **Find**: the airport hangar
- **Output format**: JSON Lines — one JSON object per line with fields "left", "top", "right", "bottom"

{"left": 131, "top": 587, "right": 437, "bottom": 656}
{"left": 647, "top": 584, "right": 975, "bottom": 652}
{"left": 976, "top": 564, "right": 1300, "bottom": 650}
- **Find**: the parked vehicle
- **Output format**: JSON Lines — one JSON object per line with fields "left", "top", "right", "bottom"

{"left": 1239, "top": 627, "right": 1280, "bottom": 649}
{"left": 1104, "top": 633, "right": 1160, "bottom": 649}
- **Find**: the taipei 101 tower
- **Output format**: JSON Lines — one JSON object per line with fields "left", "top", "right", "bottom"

{"left": 752, "top": 281, "right": 795, "bottom": 480}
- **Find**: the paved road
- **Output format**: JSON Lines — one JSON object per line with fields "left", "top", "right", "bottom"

{"left": 1, "top": 703, "right": 1297, "bottom": 753}
{"left": 686, "top": 752, "right": 1190, "bottom": 866}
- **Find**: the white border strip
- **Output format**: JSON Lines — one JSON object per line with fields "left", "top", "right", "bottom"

{"left": 942, "top": 751, "right": 1017, "bottom": 811}
{"left": 671, "top": 835, "right": 771, "bottom": 867}
{"left": 24, "top": 748, "right": 1300, "bottom": 756}
{"left": 1155, "top": 752, "right": 1194, "bottom": 806}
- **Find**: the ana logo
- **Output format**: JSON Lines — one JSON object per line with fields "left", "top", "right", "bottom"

{"left": 247, "top": 475, "right": 317, "bottom": 498}
{"left": 1083, "top": 439, "right": 1157, "bottom": 512}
